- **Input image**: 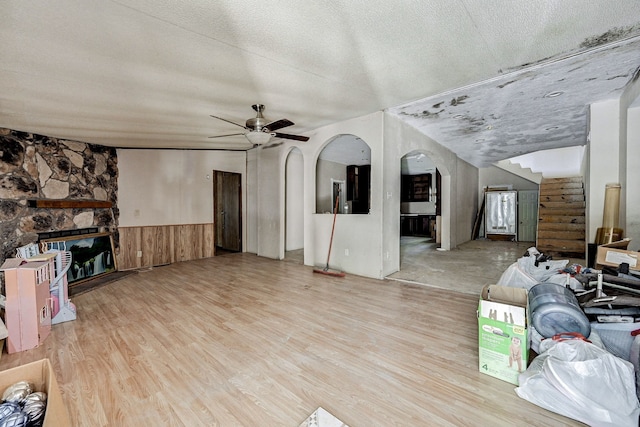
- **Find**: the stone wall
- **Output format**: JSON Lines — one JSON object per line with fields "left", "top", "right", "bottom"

{"left": 0, "top": 128, "right": 119, "bottom": 274}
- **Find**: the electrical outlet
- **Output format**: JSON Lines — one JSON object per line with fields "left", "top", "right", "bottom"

{"left": 344, "top": 249, "right": 349, "bottom": 256}
{"left": 136, "top": 250, "right": 142, "bottom": 258}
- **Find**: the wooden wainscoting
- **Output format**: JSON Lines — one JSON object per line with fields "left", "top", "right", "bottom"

{"left": 117, "top": 223, "right": 214, "bottom": 270}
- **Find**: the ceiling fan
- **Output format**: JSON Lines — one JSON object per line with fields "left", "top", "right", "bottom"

{"left": 208, "top": 104, "right": 309, "bottom": 146}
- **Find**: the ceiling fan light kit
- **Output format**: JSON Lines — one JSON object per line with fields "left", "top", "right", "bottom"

{"left": 209, "top": 104, "right": 309, "bottom": 146}
{"left": 245, "top": 131, "right": 275, "bottom": 145}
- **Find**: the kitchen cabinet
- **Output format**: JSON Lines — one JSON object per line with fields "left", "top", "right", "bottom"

{"left": 347, "top": 164, "right": 370, "bottom": 214}
{"left": 401, "top": 174, "right": 432, "bottom": 202}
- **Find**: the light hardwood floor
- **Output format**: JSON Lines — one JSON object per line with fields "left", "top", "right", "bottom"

{"left": 0, "top": 253, "right": 583, "bottom": 426}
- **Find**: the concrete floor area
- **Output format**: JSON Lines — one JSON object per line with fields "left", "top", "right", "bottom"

{"left": 388, "top": 237, "right": 585, "bottom": 295}
{"left": 388, "top": 237, "right": 534, "bottom": 295}
{"left": 286, "top": 237, "right": 585, "bottom": 295}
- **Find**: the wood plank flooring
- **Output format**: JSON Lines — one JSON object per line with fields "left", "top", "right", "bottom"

{"left": 0, "top": 254, "right": 583, "bottom": 426}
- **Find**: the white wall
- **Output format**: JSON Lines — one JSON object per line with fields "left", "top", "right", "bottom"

{"left": 315, "top": 159, "right": 346, "bottom": 213}
{"left": 246, "top": 149, "right": 258, "bottom": 254}
{"left": 305, "top": 113, "right": 385, "bottom": 278}
{"left": 627, "top": 103, "right": 640, "bottom": 251}
{"left": 586, "top": 99, "right": 622, "bottom": 241}
{"left": 619, "top": 76, "right": 640, "bottom": 245}
{"left": 507, "top": 146, "right": 585, "bottom": 178}
{"left": 456, "top": 158, "right": 479, "bottom": 244}
{"left": 586, "top": 72, "right": 640, "bottom": 246}
{"left": 478, "top": 166, "right": 539, "bottom": 204}
{"left": 248, "top": 112, "right": 384, "bottom": 277}
{"left": 117, "top": 149, "right": 246, "bottom": 231}
{"left": 256, "top": 145, "right": 283, "bottom": 259}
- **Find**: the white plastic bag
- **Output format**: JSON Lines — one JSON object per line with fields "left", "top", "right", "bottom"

{"left": 497, "top": 261, "right": 539, "bottom": 289}
{"left": 497, "top": 248, "right": 572, "bottom": 290}
{"left": 515, "top": 339, "right": 640, "bottom": 427}
{"left": 537, "top": 331, "right": 605, "bottom": 355}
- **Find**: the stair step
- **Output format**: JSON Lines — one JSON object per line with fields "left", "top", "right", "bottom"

{"left": 539, "top": 207, "right": 586, "bottom": 217}
{"left": 538, "top": 222, "right": 585, "bottom": 231}
{"left": 538, "top": 215, "right": 586, "bottom": 224}
{"left": 540, "top": 194, "right": 584, "bottom": 203}
{"left": 539, "top": 201, "right": 585, "bottom": 209}
{"left": 538, "top": 230, "right": 585, "bottom": 240}
{"left": 541, "top": 177, "right": 584, "bottom": 185}
{"left": 540, "top": 182, "right": 584, "bottom": 191}
{"left": 539, "top": 187, "right": 585, "bottom": 196}
{"left": 537, "top": 239, "right": 586, "bottom": 253}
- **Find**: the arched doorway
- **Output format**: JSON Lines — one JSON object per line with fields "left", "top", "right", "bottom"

{"left": 284, "top": 147, "right": 304, "bottom": 263}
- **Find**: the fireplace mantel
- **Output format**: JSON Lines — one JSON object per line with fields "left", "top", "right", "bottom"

{"left": 27, "top": 199, "right": 112, "bottom": 209}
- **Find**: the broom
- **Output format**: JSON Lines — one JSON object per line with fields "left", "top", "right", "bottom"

{"left": 313, "top": 190, "right": 346, "bottom": 277}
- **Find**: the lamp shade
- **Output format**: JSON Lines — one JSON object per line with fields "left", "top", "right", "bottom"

{"left": 245, "top": 131, "right": 273, "bottom": 145}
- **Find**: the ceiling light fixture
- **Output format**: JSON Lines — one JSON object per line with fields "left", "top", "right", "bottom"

{"left": 245, "top": 131, "right": 274, "bottom": 145}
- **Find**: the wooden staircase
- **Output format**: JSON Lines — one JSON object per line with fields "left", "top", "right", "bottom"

{"left": 536, "top": 177, "right": 586, "bottom": 257}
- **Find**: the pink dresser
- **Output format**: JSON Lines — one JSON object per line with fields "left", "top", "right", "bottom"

{"left": 1, "top": 258, "right": 53, "bottom": 353}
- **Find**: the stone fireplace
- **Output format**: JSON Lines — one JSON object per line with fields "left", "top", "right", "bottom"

{"left": 0, "top": 128, "right": 119, "bottom": 288}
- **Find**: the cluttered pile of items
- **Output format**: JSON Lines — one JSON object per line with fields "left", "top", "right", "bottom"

{"left": 478, "top": 181, "right": 640, "bottom": 426}
{"left": 478, "top": 243, "right": 640, "bottom": 427}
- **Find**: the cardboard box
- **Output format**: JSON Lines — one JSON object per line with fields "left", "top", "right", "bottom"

{"left": 478, "top": 285, "right": 529, "bottom": 385}
{"left": 0, "top": 359, "right": 71, "bottom": 426}
{"left": 596, "top": 246, "right": 638, "bottom": 271}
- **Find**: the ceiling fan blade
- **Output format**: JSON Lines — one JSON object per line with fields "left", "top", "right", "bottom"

{"left": 210, "top": 115, "right": 248, "bottom": 129}
{"left": 262, "top": 141, "right": 284, "bottom": 149}
{"left": 265, "top": 118, "right": 294, "bottom": 131}
{"left": 208, "top": 132, "right": 246, "bottom": 138}
{"left": 274, "top": 132, "right": 309, "bottom": 142}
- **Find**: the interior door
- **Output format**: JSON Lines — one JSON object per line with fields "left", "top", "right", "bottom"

{"left": 214, "top": 171, "right": 242, "bottom": 252}
{"left": 518, "top": 190, "right": 539, "bottom": 242}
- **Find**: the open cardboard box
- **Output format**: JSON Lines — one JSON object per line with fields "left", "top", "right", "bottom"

{"left": 478, "top": 285, "right": 529, "bottom": 385}
{"left": 596, "top": 238, "right": 638, "bottom": 271}
{"left": 0, "top": 359, "right": 70, "bottom": 426}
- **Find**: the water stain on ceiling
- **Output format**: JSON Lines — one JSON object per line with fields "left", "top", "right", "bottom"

{"left": 389, "top": 34, "right": 640, "bottom": 168}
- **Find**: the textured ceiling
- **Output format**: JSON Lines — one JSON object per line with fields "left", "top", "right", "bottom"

{"left": 389, "top": 37, "right": 640, "bottom": 167}
{"left": 1, "top": 1, "right": 640, "bottom": 167}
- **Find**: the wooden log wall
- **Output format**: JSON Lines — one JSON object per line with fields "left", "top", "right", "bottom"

{"left": 117, "top": 223, "right": 215, "bottom": 270}
{"left": 537, "top": 177, "right": 586, "bottom": 257}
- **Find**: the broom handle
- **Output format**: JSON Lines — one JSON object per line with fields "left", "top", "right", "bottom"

{"left": 326, "top": 191, "right": 341, "bottom": 267}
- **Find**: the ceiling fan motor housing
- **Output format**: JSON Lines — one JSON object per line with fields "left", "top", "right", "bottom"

{"left": 246, "top": 104, "right": 268, "bottom": 131}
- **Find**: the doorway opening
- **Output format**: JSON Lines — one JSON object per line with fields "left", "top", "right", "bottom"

{"left": 315, "top": 134, "right": 371, "bottom": 214}
{"left": 285, "top": 148, "right": 304, "bottom": 264}
{"left": 213, "top": 170, "right": 242, "bottom": 255}
{"left": 399, "top": 151, "right": 441, "bottom": 268}
{"left": 331, "top": 179, "right": 346, "bottom": 214}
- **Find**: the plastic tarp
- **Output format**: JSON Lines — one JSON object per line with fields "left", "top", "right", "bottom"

{"left": 516, "top": 339, "right": 640, "bottom": 427}
{"left": 497, "top": 247, "right": 583, "bottom": 291}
